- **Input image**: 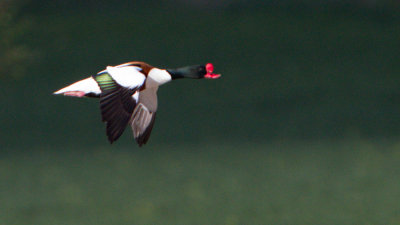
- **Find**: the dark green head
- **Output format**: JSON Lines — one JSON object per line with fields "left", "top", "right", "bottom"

{"left": 167, "top": 63, "right": 221, "bottom": 80}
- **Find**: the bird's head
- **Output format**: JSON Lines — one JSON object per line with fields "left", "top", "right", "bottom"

{"left": 167, "top": 63, "right": 221, "bottom": 80}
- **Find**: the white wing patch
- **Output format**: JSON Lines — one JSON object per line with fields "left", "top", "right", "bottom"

{"left": 105, "top": 66, "right": 146, "bottom": 89}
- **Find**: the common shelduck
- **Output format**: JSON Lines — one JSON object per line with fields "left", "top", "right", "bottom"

{"left": 54, "top": 61, "right": 221, "bottom": 146}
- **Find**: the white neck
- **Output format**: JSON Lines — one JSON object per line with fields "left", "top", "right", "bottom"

{"left": 146, "top": 68, "right": 172, "bottom": 87}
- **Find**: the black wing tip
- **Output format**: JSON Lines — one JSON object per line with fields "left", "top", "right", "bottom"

{"left": 134, "top": 125, "right": 153, "bottom": 147}
{"left": 135, "top": 134, "right": 145, "bottom": 146}
{"left": 135, "top": 136, "right": 149, "bottom": 147}
{"left": 107, "top": 135, "right": 115, "bottom": 144}
{"left": 134, "top": 114, "right": 156, "bottom": 147}
{"left": 105, "top": 125, "right": 126, "bottom": 144}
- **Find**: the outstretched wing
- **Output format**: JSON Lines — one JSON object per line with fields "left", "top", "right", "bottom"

{"left": 130, "top": 103, "right": 156, "bottom": 146}
{"left": 93, "top": 70, "right": 144, "bottom": 143}
{"left": 130, "top": 88, "right": 158, "bottom": 146}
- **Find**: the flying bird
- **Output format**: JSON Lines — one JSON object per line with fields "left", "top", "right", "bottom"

{"left": 54, "top": 61, "right": 221, "bottom": 146}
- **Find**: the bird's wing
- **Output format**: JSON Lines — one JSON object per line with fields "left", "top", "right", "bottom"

{"left": 104, "top": 65, "right": 145, "bottom": 88}
{"left": 129, "top": 87, "right": 158, "bottom": 147}
{"left": 93, "top": 69, "right": 145, "bottom": 143}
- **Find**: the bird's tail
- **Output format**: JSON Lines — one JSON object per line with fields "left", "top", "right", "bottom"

{"left": 53, "top": 77, "right": 101, "bottom": 98}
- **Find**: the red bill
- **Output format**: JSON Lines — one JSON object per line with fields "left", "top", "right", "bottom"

{"left": 204, "top": 63, "right": 221, "bottom": 79}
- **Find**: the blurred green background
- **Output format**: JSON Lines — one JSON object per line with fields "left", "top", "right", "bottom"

{"left": 2, "top": 0, "right": 400, "bottom": 224}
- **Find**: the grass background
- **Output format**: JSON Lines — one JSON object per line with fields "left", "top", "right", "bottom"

{"left": 2, "top": 140, "right": 400, "bottom": 224}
